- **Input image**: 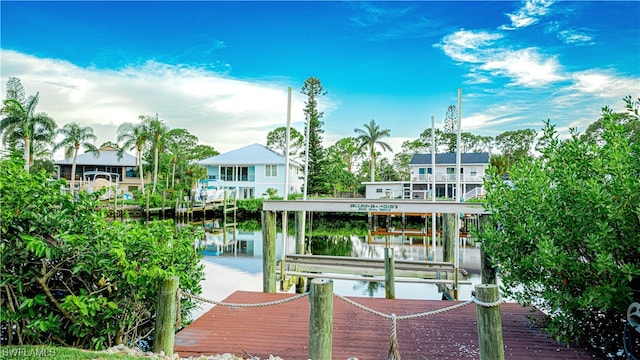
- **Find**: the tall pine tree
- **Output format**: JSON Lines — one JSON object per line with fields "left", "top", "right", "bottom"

{"left": 301, "top": 77, "right": 329, "bottom": 195}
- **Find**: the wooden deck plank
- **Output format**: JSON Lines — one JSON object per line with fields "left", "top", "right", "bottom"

{"left": 174, "top": 291, "right": 602, "bottom": 359}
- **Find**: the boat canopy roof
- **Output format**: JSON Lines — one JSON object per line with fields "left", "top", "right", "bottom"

{"left": 83, "top": 171, "right": 120, "bottom": 182}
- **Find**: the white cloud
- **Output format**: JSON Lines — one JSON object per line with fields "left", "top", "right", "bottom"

{"left": 501, "top": 0, "right": 555, "bottom": 30}
{"left": 464, "top": 106, "right": 519, "bottom": 130}
{"left": 437, "top": 30, "right": 563, "bottom": 87}
{"left": 0, "top": 50, "right": 317, "bottom": 158}
{"left": 437, "top": 30, "right": 503, "bottom": 63}
{"left": 480, "top": 48, "right": 564, "bottom": 87}
{"left": 349, "top": 2, "right": 413, "bottom": 28}
{"left": 567, "top": 70, "right": 640, "bottom": 99}
{"left": 557, "top": 30, "right": 593, "bottom": 45}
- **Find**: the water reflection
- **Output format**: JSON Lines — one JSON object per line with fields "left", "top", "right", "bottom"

{"left": 199, "top": 227, "right": 482, "bottom": 271}
{"left": 196, "top": 217, "right": 482, "bottom": 304}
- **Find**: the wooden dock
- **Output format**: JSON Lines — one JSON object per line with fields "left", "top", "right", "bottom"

{"left": 174, "top": 290, "right": 602, "bottom": 359}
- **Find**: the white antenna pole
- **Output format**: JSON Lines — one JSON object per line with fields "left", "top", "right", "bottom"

{"left": 455, "top": 87, "right": 462, "bottom": 299}
{"left": 431, "top": 115, "right": 436, "bottom": 261}
{"left": 456, "top": 88, "right": 462, "bottom": 203}
{"left": 284, "top": 87, "right": 292, "bottom": 199}
{"left": 281, "top": 87, "right": 292, "bottom": 268}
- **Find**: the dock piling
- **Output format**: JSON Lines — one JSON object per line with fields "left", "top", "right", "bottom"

{"left": 308, "top": 278, "right": 333, "bottom": 360}
{"left": 475, "top": 284, "right": 504, "bottom": 360}
{"left": 441, "top": 213, "right": 456, "bottom": 300}
{"left": 384, "top": 247, "right": 396, "bottom": 299}
{"left": 262, "top": 210, "right": 277, "bottom": 293}
{"left": 153, "top": 276, "right": 179, "bottom": 357}
{"left": 295, "top": 211, "right": 306, "bottom": 293}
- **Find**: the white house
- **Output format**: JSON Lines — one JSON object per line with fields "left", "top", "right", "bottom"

{"left": 197, "top": 143, "right": 304, "bottom": 199}
{"left": 364, "top": 152, "right": 490, "bottom": 200}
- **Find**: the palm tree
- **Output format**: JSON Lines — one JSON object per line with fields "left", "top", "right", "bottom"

{"left": 0, "top": 77, "right": 57, "bottom": 171}
{"left": 117, "top": 121, "right": 149, "bottom": 194}
{"left": 164, "top": 128, "right": 198, "bottom": 191}
{"left": 4, "top": 123, "right": 57, "bottom": 166}
{"left": 53, "top": 122, "right": 98, "bottom": 188}
{"left": 139, "top": 114, "right": 168, "bottom": 194}
{"left": 354, "top": 119, "right": 392, "bottom": 182}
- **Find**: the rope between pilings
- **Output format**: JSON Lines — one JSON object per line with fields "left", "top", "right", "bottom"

{"left": 181, "top": 289, "right": 501, "bottom": 360}
{"left": 388, "top": 313, "right": 400, "bottom": 360}
{"left": 472, "top": 296, "right": 502, "bottom": 308}
{"left": 179, "top": 289, "right": 309, "bottom": 308}
{"left": 334, "top": 293, "right": 475, "bottom": 320}
{"left": 334, "top": 294, "right": 482, "bottom": 360}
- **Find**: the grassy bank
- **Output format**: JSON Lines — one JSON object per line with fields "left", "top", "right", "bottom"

{"left": 0, "top": 345, "right": 270, "bottom": 359}
{"left": 0, "top": 345, "right": 159, "bottom": 360}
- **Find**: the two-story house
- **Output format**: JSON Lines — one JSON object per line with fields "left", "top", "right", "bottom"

{"left": 55, "top": 145, "right": 147, "bottom": 191}
{"left": 364, "top": 152, "right": 490, "bottom": 200}
{"left": 198, "top": 143, "right": 304, "bottom": 199}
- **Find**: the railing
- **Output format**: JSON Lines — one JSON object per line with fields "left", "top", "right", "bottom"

{"left": 463, "top": 187, "right": 486, "bottom": 201}
{"left": 413, "top": 174, "right": 484, "bottom": 182}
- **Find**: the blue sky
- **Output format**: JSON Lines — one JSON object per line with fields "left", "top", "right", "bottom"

{"left": 1, "top": 1, "right": 639, "bottom": 157}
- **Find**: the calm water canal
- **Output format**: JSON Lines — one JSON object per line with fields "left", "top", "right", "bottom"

{"left": 191, "top": 218, "right": 483, "bottom": 320}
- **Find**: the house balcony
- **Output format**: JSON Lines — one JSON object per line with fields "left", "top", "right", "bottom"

{"left": 411, "top": 174, "right": 484, "bottom": 183}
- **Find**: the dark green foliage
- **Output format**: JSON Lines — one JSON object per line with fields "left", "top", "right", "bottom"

{"left": 309, "top": 235, "right": 352, "bottom": 256}
{"left": 266, "top": 126, "right": 305, "bottom": 158}
{"left": 306, "top": 216, "right": 368, "bottom": 256}
{"left": 237, "top": 198, "right": 263, "bottom": 213}
{"left": 480, "top": 99, "right": 640, "bottom": 356}
{"left": 323, "top": 144, "right": 358, "bottom": 195}
{"left": 493, "top": 128, "right": 537, "bottom": 170}
{"left": 30, "top": 159, "right": 55, "bottom": 177}
{"left": 304, "top": 215, "right": 369, "bottom": 237}
{"left": 0, "top": 155, "right": 204, "bottom": 350}
{"left": 237, "top": 219, "right": 262, "bottom": 232}
{"left": 300, "top": 77, "right": 330, "bottom": 195}
{"left": 580, "top": 95, "right": 640, "bottom": 148}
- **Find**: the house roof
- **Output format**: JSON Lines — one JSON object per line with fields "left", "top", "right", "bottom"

{"left": 198, "top": 143, "right": 301, "bottom": 167}
{"left": 410, "top": 152, "right": 490, "bottom": 165}
{"left": 55, "top": 145, "right": 139, "bottom": 167}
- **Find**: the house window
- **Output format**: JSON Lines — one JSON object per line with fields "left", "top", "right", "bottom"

{"left": 221, "top": 166, "right": 234, "bottom": 181}
{"left": 417, "top": 167, "right": 432, "bottom": 181}
{"left": 376, "top": 188, "right": 383, "bottom": 193}
{"left": 446, "top": 167, "right": 456, "bottom": 181}
{"left": 265, "top": 165, "right": 277, "bottom": 177}
{"left": 237, "top": 167, "right": 249, "bottom": 181}
{"left": 470, "top": 167, "right": 477, "bottom": 176}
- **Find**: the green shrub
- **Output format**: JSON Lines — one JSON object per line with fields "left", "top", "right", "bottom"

{"left": 0, "top": 155, "right": 204, "bottom": 350}
{"left": 479, "top": 101, "right": 640, "bottom": 355}
{"left": 237, "top": 198, "right": 263, "bottom": 212}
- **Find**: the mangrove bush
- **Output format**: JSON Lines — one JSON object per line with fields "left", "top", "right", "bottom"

{"left": 0, "top": 155, "right": 204, "bottom": 350}
{"left": 480, "top": 98, "right": 640, "bottom": 356}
